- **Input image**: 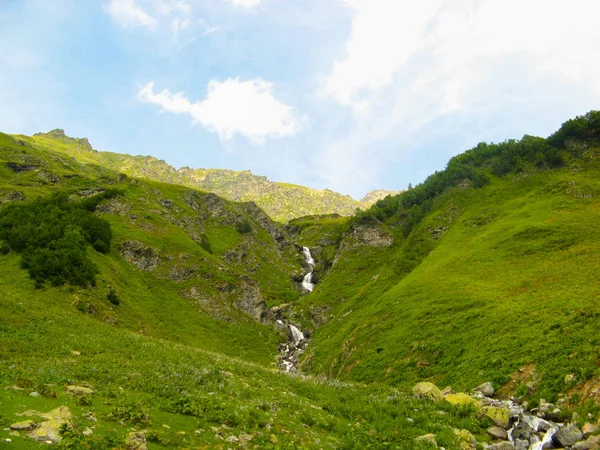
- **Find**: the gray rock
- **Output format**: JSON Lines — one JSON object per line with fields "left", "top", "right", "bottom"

{"left": 490, "top": 443, "right": 515, "bottom": 450}
{"left": 514, "top": 439, "right": 528, "bottom": 450}
{"left": 10, "top": 420, "right": 36, "bottom": 431}
{"left": 573, "top": 435, "right": 600, "bottom": 450}
{"left": 475, "top": 382, "right": 495, "bottom": 398}
{"left": 487, "top": 427, "right": 508, "bottom": 441}
{"left": 553, "top": 424, "right": 584, "bottom": 447}
{"left": 119, "top": 240, "right": 161, "bottom": 271}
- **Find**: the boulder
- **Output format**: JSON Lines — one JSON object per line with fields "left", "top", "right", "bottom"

{"left": 444, "top": 393, "right": 480, "bottom": 409}
{"left": 474, "top": 382, "right": 495, "bottom": 397}
{"left": 10, "top": 420, "right": 36, "bottom": 431}
{"left": 65, "top": 385, "right": 95, "bottom": 396}
{"left": 413, "top": 382, "right": 443, "bottom": 401}
{"left": 487, "top": 426, "right": 508, "bottom": 440}
{"left": 582, "top": 422, "right": 599, "bottom": 436}
{"left": 553, "top": 424, "right": 584, "bottom": 447}
{"left": 453, "top": 428, "right": 477, "bottom": 450}
{"left": 482, "top": 406, "right": 511, "bottom": 429}
{"left": 490, "top": 443, "right": 515, "bottom": 450}
{"left": 29, "top": 406, "right": 73, "bottom": 443}
{"left": 125, "top": 431, "right": 147, "bottom": 450}
{"left": 415, "top": 434, "right": 438, "bottom": 447}
{"left": 573, "top": 435, "right": 600, "bottom": 450}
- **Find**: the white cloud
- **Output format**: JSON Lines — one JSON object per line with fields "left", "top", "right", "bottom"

{"left": 105, "top": 0, "right": 157, "bottom": 29}
{"left": 326, "top": 0, "right": 600, "bottom": 113}
{"left": 318, "top": 0, "right": 600, "bottom": 195}
{"left": 138, "top": 79, "right": 306, "bottom": 143}
{"left": 229, "top": 0, "right": 261, "bottom": 8}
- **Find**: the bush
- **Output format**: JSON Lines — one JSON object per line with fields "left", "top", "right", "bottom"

{"left": 235, "top": 220, "right": 252, "bottom": 234}
{"left": 107, "top": 289, "right": 120, "bottom": 306}
{"left": 0, "top": 191, "right": 117, "bottom": 287}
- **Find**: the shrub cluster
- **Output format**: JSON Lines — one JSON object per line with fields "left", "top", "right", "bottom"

{"left": 0, "top": 190, "right": 119, "bottom": 287}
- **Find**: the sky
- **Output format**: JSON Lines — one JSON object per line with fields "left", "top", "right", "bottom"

{"left": 1, "top": 0, "right": 600, "bottom": 199}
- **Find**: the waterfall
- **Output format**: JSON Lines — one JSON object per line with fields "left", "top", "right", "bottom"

{"left": 289, "top": 325, "right": 304, "bottom": 343}
{"left": 301, "top": 246, "right": 315, "bottom": 292}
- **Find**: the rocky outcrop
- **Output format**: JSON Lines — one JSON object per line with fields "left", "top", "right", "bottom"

{"left": 119, "top": 240, "right": 161, "bottom": 271}
{"left": 27, "top": 406, "right": 73, "bottom": 443}
{"left": 234, "top": 281, "right": 268, "bottom": 321}
{"left": 339, "top": 221, "right": 394, "bottom": 253}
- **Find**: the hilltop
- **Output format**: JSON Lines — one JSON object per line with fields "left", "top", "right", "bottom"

{"left": 28, "top": 129, "right": 380, "bottom": 222}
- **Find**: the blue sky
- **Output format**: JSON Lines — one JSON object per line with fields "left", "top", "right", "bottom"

{"left": 1, "top": 0, "right": 600, "bottom": 199}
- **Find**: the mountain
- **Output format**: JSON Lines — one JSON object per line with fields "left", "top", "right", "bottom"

{"left": 2, "top": 111, "right": 600, "bottom": 449}
{"left": 29, "top": 129, "right": 377, "bottom": 222}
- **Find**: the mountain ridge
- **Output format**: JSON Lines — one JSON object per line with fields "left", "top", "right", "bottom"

{"left": 29, "top": 129, "right": 390, "bottom": 221}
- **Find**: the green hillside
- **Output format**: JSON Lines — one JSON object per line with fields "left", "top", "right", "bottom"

{"left": 296, "top": 111, "right": 600, "bottom": 403}
{"left": 3, "top": 112, "right": 600, "bottom": 449}
{"left": 26, "top": 129, "right": 367, "bottom": 222}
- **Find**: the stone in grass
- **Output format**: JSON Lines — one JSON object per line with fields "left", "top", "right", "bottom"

{"left": 29, "top": 406, "right": 73, "bottom": 443}
{"left": 10, "top": 420, "right": 36, "bottom": 431}
{"left": 582, "top": 422, "right": 599, "bottom": 436}
{"left": 413, "top": 382, "right": 443, "bottom": 401}
{"left": 65, "top": 385, "right": 95, "bottom": 396}
{"left": 553, "top": 423, "right": 584, "bottom": 447}
{"left": 474, "top": 381, "right": 495, "bottom": 398}
{"left": 415, "top": 433, "right": 438, "bottom": 447}
{"left": 453, "top": 429, "right": 477, "bottom": 450}
{"left": 125, "top": 431, "right": 147, "bottom": 450}
{"left": 481, "top": 406, "right": 511, "bottom": 429}
{"left": 487, "top": 426, "right": 508, "bottom": 440}
{"left": 444, "top": 393, "right": 481, "bottom": 410}
{"left": 29, "top": 391, "right": 41, "bottom": 398}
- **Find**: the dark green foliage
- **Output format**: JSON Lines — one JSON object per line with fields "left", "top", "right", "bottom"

{"left": 548, "top": 110, "right": 600, "bottom": 149}
{"left": 107, "top": 289, "right": 120, "bottom": 306}
{"left": 235, "top": 219, "right": 252, "bottom": 234}
{"left": 0, "top": 191, "right": 117, "bottom": 287}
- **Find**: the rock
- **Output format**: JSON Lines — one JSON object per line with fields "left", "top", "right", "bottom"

{"left": 487, "top": 427, "right": 508, "bottom": 440}
{"left": 453, "top": 428, "right": 477, "bottom": 450}
{"left": 481, "top": 406, "right": 511, "bottom": 429}
{"left": 269, "top": 434, "right": 279, "bottom": 444}
{"left": 119, "top": 240, "right": 161, "bottom": 271}
{"left": 226, "top": 435, "right": 239, "bottom": 442}
{"left": 444, "top": 393, "right": 480, "bottom": 409}
{"left": 415, "top": 434, "right": 438, "bottom": 447}
{"left": 239, "top": 433, "right": 253, "bottom": 443}
{"left": 583, "top": 422, "right": 599, "bottom": 436}
{"left": 475, "top": 382, "right": 495, "bottom": 398}
{"left": 10, "top": 420, "right": 36, "bottom": 431}
{"left": 168, "top": 265, "right": 196, "bottom": 282}
{"left": 1, "top": 190, "right": 25, "bottom": 203}
{"left": 71, "top": 351, "right": 81, "bottom": 356}
{"left": 553, "top": 424, "right": 584, "bottom": 447}
{"left": 573, "top": 435, "right": 600, "bottom": 450}
{"left": 514, "top": 439, "right": 528, "bottom": 450}
{"left": 29, "top": 391, "right": 41, "bottom": 397}
{"left": 565, "top": 373, "right": 576, "bottom": 384}
{"left": 442, "top": 386, "right": 456, "bottom": 396}
{"left": 65, "top": 385, "right": 95, "bottom": 396}
{"left": 37, "top": 170, "right": 60, "bottom": 183}
{"left": 5, "top": 162, "right": 37, "bottom": 172}
{"left": 29, "top": 406, "right": 73, "bottom": 443}
{"left": 490, "top": 443, "right": 515, "bottom": 450}
{"left": 125, "top": 431, "right": 147, "bottom": 450}
{"left": 413, "top": 382, "right": 443, "bottom": 401}
{"left": 82, "top": 427, "right": 93, "bottom": 436}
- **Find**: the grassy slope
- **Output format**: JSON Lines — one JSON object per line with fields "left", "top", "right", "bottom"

{"left": 0, "top": 135, "right": 491, "bottom": 449}
{"left": 299, "top": 154, "right": 600, "bottom": 405}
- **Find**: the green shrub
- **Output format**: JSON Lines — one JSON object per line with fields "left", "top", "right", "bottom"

{"left": 107, "top": 289, "right": 120, "bottom": 306}
{"left": 0, "top": 191, "right": 117, "bottom": 287}
{"left": 235, "top": 219, "right": 252, "bottom": 234}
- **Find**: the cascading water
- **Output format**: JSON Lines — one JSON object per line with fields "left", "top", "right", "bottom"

{"left": 301, "top": 246, "right": 315, "bottom": 292}
{"left": 278, "top": 324, "right": 309, "bottom": 372}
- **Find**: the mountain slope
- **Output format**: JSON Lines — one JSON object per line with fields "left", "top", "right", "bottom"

{"left": 294, "top": 112, "right": 600, "bottom": 405}
{"left": 26, "top": 129, "right": 370, "bottom": 221}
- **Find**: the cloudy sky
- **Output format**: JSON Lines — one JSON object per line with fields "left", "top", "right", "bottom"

{"left": 1, "top": 0, "right": 599, "bottom": 198}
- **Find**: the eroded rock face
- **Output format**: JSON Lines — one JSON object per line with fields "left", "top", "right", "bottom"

{"left": 234, "top": 282, "right": 267, "bottom": 321}
{"left": 119, "top": 240, "right": 161, "bottom": 271}
{"left": 1, "top": 190, "right": 25, "bottom": 203}
{"left": 339, "top": 221, "right": 394, "bottom": 253}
